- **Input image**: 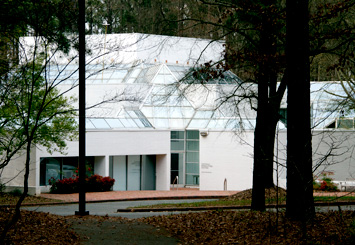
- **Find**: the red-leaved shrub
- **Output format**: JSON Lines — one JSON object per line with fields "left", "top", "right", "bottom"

{"left": 49, "top": 175, "right": 115, "bottom": 194}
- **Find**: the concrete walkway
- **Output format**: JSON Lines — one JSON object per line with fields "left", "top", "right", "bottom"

{"left": 40, "top": 189, "right": 240, "bottom": 203}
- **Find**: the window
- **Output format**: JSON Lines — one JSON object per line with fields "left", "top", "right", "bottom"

{"left": 40, "top": 157, "right": 94, "bottom": 186}
{"left": 185, "top": 130, "right": 199, "bottom": 185}
{"left": 170, "top": 130, "right": 200, "bottom": 186}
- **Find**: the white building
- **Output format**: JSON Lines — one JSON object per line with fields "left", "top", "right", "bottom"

{"left": 2, "top": 34, "right": 355, "bottom": 195}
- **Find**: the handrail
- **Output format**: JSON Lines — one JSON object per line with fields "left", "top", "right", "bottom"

{"left": 172, "top": 176, "right": 179, "bottom": 191}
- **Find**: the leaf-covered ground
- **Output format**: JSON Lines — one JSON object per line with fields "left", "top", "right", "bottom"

{"left": 1, "top": 188, "right": 355, "bottom": 244}
{"left": 2, "top": 207, "right": 355, "bottom": 244}
{"left": 140, "top": 211, "right": 355, "bottom": 244}
{"left": 0, "top": 193, "right": 62, "bottom": 205}
{"left": 0, "top": 208, "right": 81, "bottom": 244}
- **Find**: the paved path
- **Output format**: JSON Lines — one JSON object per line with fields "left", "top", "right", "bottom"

{"left": 40, "top": 189, "right": 239, "bottom": 203}
{"left": 22, "top": 190, "right": 355, "bottom": 218}
{"left": 23, "top": 199, "right": 217, "bottom": 218}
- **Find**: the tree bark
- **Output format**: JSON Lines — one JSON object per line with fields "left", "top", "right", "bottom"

{"left": 286, "top": 0, "right": 315, "bottom": 221}
{"left": 251, "top": 0, "right": 279, "bottom": 210}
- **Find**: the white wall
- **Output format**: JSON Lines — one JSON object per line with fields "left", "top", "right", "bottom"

{"left": 156, "top": 154, "right": 170, "bottom": 190}
{"left": 200, "top": 131, "right": 254, "bottom": 191}
{"left": 36, "top": 129, "right": 171, "bottom": 191}
{"left": 270, "top": 130, "right": 355, "bottom": 189}
{"left": 1, "top": 147, "right": 39, "bottom": 195}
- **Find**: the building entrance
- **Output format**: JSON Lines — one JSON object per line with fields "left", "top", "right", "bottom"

{"left": 111, "top": 155, "right": 156, "bottom": 191}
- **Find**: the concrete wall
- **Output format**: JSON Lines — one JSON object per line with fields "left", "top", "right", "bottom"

{"left": 156, "top": 154, "right": 170, "bottom": 190}
{"left": 200, "top": 129, "right": 355, "bottom": 191}
{"left": 1, "top": 147, "right": 39, "bottom": 195}
{"left": 200, "top": 131, "right": 254, "bottom": 191}
{"left": 311, "top": 130, "right": 355, "bottom": 181}
{"left": 271, "top": 130, "right": 355, "bottom": 189}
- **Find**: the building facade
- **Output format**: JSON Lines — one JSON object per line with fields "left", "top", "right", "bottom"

{"left": 1, "top": 34, "right": 355, "bottom": 195}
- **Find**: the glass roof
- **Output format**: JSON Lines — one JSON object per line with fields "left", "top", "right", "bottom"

{"left": 50, "top": 62, "right": 346, "bottom": 131}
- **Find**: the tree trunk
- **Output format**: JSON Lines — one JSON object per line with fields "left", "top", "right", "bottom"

{"left": 0, "top": 140, "right": 31, "bottom": 243}
{"left": 251, "top": 1, "right": 278, "bottom": 210}
{"left": 286, "top": 0, "right": 315, "bottom": 221}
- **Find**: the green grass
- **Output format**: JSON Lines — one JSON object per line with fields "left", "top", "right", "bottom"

{"left": 131, "top": 195, "right": 355, "bottom": 209}
{"left": 131, "top": 199, "right": 284, "bottom": 209}
{"left": 314, "top": 195, "right": 355, "bottom": 202}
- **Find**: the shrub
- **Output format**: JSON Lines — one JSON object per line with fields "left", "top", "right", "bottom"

{"left": 313, "top": 173, "right": 338, "bottom": 192}
{"left": 49, "top": 175, "right": 115, "bottom": 194}
{"left": 49, "top": 176, "right": 79, "bottom": 194}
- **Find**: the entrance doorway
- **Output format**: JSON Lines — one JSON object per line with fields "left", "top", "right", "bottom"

{"left": 171, "top": 153, "right": 183, "bottom": 185}
{"left": 111, "top": 155, "right": 156, "bottom": 191}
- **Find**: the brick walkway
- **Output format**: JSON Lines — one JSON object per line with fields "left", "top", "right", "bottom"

{"left": 40, "top": 189, "right": 240, "bottom": 203}
{"left": 40, "top": 189, "right": 355, "bottom": 204}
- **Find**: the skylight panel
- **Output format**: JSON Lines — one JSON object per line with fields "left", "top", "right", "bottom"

{"left": 188, "top": 119, "right": 210, "bottom": 128}
{"left": 105, "top": 118, "right": 124, "bottom": 128}
{"left": 154, "top": 118, "right": 169, "bottom": 128}
{"left": 86, "top": 119, "right": 95, "bottom": 129}
{"left": 119, "top": 118, "right": 137, "bottom": 127}
{"left": 194, "top": 110, "right": 214, "bottom": 119}
{"left": 90, "top": 118, "right": 111, "bottom": 129}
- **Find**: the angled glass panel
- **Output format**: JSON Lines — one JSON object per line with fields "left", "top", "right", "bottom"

{"left": 141, "top": 107, "right": 153, "bottom": 117}
{"left": 181, "top": 107, "right": 195, "bottom": 117}
{"left": 86, "top": 119, "right": 96, "bottom": 129}
{"left": 133, "top": 118, "right": 145, "bottom": 127}
{"left": 126, "top": 78, "right": 136, "bottom": 83}
{"left": 139, "top": 118, "right": 152, "bottom": 127}
{"left": 111, "top": 69, "right": 128, "bottom": 79}
{"left": 188, "top": 119, "right": 209, "bottom": 128}
{"left": 241, "top": 119, "right": 256, "bottom": 129}
{"left": 119, "top": 118, "right": 137, "bottom": 127}
{"left": 170, "top": 107, "right": 183, "bottom": 118}
{"left": 225, "top": 119, "right": 240, "bottom": 129}
{"left": 154, "top": 118, "right": 169, "bottom": 128}
{"left": 127, "top": 110, "right": 138, "bottom": 118}
{"left": 194, "top": 110, "right": 214, "bottom": 119}
{"left": 153, "top": 107, "right": 169, "bottom": 117}
{"left": 208, "top": 119, "right": 229, "bottom": 129}
{"left": 105, "top": 118, "right": 124, "bottom": 128}
{"left": 90, "top": 118, "right": 111, "bottom": 129}
{"left": 170, "top": 119, "right": 185, "bottom": 128}
{"left": 129, "top": 68, "right": 142, "bottom": 78}
{"left": 102, "top": 70, "right": 113, "bottom": 79}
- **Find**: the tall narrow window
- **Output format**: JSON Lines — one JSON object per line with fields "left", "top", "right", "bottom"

{"left": 185, "top": 130, "right": 199, "bottom": 185}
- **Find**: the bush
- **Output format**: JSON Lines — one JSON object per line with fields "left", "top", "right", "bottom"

{"left": 49, "top": 175, "right": 115, "bottom": 194}
{"left": 313, "top": 173, "right": 338, "bottom": 192}
{"left": 86, "top": 175, "right": 115, "bottom": 192}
